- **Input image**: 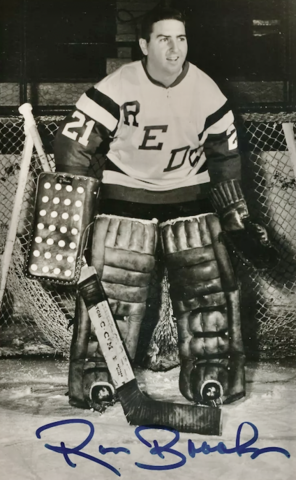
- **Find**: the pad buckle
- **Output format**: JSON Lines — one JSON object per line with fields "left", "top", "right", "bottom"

{"left": 89, "top": 382, "right": 115, "bottom": 404}
{"left": 200, "top": 380, "right": 223, "bottom": 407}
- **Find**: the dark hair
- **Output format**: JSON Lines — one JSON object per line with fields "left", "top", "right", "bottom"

{"left": 140, "top": 6, "right": 186, "bottom": 42}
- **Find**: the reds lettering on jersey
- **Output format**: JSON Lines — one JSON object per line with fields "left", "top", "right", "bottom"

{"left": 60, "top": 61, "right": 238, "bottom": 192}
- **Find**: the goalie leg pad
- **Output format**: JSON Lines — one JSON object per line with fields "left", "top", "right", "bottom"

{"left": 91, "top": 214, "right": 158, "bottom": 359}
{"left": 160, "top": 213, "right": 245, "bottom": 405}
{"left": 68, "top": 215, "right": 158, "bottom": 411}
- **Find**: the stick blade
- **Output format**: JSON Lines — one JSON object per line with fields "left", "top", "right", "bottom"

{"left": 118, "top": 379, "right": 222, "bottom": 436}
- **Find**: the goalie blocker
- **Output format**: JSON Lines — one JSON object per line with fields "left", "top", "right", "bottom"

{"left": 210, "top": 179, "right": 279, "bottom": 270}
{"left": 25, "top": 171, "right": 100, "bottom": 285}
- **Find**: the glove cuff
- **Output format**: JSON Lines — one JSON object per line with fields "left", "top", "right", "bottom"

{"left": 210, "top": 180, "right": 249, "bottom": 231}
{"left": 55, "top": 164, "right": 92, "bottom": 177}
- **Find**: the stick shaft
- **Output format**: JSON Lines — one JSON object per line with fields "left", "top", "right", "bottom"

{"left": 88, "top": 300, "right": 135, "bottom": 388}
{"left": 79, "top": 266, "right": 134, "bottom": 388}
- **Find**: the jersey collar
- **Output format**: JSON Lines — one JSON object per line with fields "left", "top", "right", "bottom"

{"left": 141, "top": 58, "right": 189, "bottom": 88}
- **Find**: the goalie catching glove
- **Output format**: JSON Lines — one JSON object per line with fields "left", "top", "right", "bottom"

{"left": 210, "top": 180, "right": 279, "bottom": 270}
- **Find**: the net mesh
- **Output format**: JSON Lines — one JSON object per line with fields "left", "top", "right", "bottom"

{"left": 235, "top": 113, "right": 296, "bottom": 358}
{"left": 0, "top": 116, "right": 75, "bottom": 356}
{"left": 0, "top": 112, "right": 296, "bottom": 360}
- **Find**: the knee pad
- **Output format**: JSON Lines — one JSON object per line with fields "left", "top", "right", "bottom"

{"left": 91, "top": 214, "right": 158, "bottom": 359}
{"left": 160, "top": 213, "right": 245, "bottom": 405}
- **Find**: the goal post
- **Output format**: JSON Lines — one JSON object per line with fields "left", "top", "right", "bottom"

{"left": 18, "top": 103, "right": 52, "bottom": 173}
{"left": 0, "top": 103, "right": 52, "bottom": 311}
{"left": 282, "top": 123, "right": 296, "bottom": 177}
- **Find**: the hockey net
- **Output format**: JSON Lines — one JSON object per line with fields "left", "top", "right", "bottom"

{"left": 0, "top": 112, "right": 296, "bottom": 360}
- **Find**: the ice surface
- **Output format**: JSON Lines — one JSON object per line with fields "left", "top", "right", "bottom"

{"left": 0, "top": 358, "right": 295, "bottom": 480}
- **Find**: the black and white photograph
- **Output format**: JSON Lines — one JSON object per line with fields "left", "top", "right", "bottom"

{"left": 0, "top": 1, "right": 295, "bottom": 478}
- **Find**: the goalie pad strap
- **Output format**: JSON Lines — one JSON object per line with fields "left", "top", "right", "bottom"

{"left": 166, "top": 245, "right": 215, "bottom": 268}
{"left": 177, "top": 310, "right": 229, "bottom": 359}
{"left": 170, "top": 278, "right": 222, "bottom": 299}
{"left": 192, "top": 328, "right": 228, "bottom": 338}
{"left": 102, "top": 282, "right": 149, "bottom": 303}
{"left": 170, "top": 262, "right": 220, "bottom": 287}
{"left": 102, "top": 265, "right": 151, "bottom": 287}
{"left": 173, "top": 292, "right": 226, "bottom": 313}
{"left": 105, "top": 248, "right": 155, "bottom": 272}
{"left": 108, "top": 299, "right": 146, "bottom": 316}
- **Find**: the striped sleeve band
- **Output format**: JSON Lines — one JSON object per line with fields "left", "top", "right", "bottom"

{"left": 76, "top": 87, "right": 120, "bottom": 132}
{"left": 198, "top": 100, "right": 233, "bottom": 141}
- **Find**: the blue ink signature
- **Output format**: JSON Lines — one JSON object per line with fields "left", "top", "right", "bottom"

{"left": 36, "top": 419, "right": 130, "bottom": 476}
{"left": 135, "top": 422, "right": 290, "bottom": 471}
{"left": 36, "top": 419, "right": 290, "bottom": 476}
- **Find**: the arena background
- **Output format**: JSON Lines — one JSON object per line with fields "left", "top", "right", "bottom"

{"left": 1, "top": 0, "right": 296, "bottom": 365}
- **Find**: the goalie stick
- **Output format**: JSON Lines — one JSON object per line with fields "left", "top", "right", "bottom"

{"left": 78, "top": 265, "right": 222, "bottom": 436}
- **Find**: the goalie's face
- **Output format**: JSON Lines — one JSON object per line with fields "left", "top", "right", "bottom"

{"left": 139, "top": 19, "right": 188, "bottom": 86}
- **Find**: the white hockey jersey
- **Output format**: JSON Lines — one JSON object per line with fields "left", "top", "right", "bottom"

{"left": 55, "top": 60, "right": 241, "bottom": 200}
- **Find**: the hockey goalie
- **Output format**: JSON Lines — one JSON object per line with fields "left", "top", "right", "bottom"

{"left": 35, "top": 6, "right": 278, "bottom": 418}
